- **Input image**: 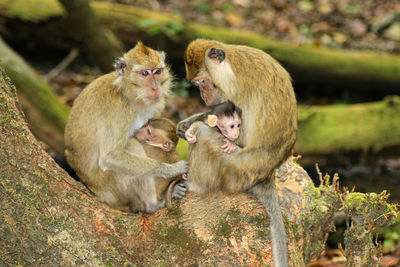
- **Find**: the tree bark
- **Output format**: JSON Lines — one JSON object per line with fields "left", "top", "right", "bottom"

{"left": 0, "top": 67, "right": 397, "bottom": 266}
{"left": 0, "top": 0, "right": 399, "bottom": 92}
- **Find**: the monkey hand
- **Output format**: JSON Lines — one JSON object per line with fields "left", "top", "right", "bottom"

{"left": 159, "top": 160, "right": 188, "bottom": 178}
{"left": 177, "top": 113, "right": 206, "bottom": 139}
{"left": 177, "top": 121, "right": 191, "bottom": 139}
{"left": 221, "top": 138, "right": 237, "bottom": 153}
{"left": 182, "top": 173, "right": 188, "bottom": 180}
{"left": 185, "top": 131, "right": 197, "bottom": 144}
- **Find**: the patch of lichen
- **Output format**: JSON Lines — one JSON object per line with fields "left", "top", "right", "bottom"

{"left": 153, "top": 219, "right": 204, "bottom": 266}
{"left": 246, "top": 213, "right": 270, "bottom": 240}
{"left": 214, "top": 209, "right": 242, "bottom": 238}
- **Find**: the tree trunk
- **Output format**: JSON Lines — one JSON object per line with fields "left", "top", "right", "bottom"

{"left": 0, "top": 0, "right": 399, "bottom": 92}
{"left": 0, "top": 36, "right": 69, "bottom": 155}
{"left": 0, "top": 67, "right": 397, "bottom": 265}
{"left": 58, "top": 0, "right": 123, "bottom": 72}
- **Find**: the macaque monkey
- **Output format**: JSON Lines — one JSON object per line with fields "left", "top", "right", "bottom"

{"left": 65, "top": 42, "right": 187, "bottom": 213}
{"left": 178, "top": 39, "right": 297, "bottom": 267}
{"left": 134, "top": 117, "right": 184, "bottom": 208}
{"left": 185, "top": 100, "right": 242, "bottom": 153}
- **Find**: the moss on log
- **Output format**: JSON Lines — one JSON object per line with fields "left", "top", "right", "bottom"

{"left": 297, "top": 96, "right": 400, "bottom": 154}
{"left": 0, "top": 37, "right": 70, "bottom": 155}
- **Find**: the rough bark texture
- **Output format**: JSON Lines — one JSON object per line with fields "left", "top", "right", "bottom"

{"left": 0, "top": 0, "right": 399, "bottom": 91}
{"left": 0, "top": 36, "right": 70, "bottom": 155}
{"left": 0, "top": 67, "right": 398, "bottom": 265}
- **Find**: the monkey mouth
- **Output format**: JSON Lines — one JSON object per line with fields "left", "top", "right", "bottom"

{"left": 147, "top": 96, "right": 160, "bottom": 102}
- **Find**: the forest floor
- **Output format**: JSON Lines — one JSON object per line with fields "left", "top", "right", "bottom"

{"left": 103, "top": 0, "right": 400, "bottom": 53}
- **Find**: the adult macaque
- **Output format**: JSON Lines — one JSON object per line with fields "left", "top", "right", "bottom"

{"left": 178, "top": 39, "right": 297, "bottom": 267}
{"left": 65, "top": 42, "right": 187, "bottom": 213}
{"left": 185, "top": 100, "right": 242, "bottom": 153}
{"left": 135, "top": 117, "right": 184, "bottom": 208}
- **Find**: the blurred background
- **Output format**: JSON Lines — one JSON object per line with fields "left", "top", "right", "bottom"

{"left": 0, "top": 0, "right": 399, "bottom": 265}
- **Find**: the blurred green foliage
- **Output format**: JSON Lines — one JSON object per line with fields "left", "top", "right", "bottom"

{"left": 138, "top": 19, "right": 184, "bottom": 36}
{"left": 196, "top": 2, "right": 210, "bottom": 14}
{"left": 173, "top": 79, "right": 191, "bottom": 98}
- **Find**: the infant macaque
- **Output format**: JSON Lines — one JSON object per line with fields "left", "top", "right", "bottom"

{"left": 135, "top": 117, "right": 184, "bottom": 208}
{"left": 185, "top": 101, "right": 242, "bottom": 153}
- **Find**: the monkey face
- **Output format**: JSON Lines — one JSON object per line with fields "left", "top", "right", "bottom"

{"left": 192, "top": 74, "right": 223, "bottom": 106}
{"left": 216, "top": 114, "right": 241, "bottom": 142}
{"left": 135, "top": 124, "right": 175, "bottom": 152}
{"left": 135, "top": 68, "right": 164, "bottom": 103}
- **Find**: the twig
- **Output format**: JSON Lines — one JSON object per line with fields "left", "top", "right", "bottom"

{"left": 44, "top": 48, "right": 79, "bottom": 81}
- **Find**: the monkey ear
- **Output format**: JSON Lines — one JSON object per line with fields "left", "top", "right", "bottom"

{"left": 114, "top": 57, "right": 127, "bottom": 76}
{"left": 207, "top": 115, "right": 218, "bottom": 127}
{"left": 208, "top": 48, "right": 225, "bottom": 63}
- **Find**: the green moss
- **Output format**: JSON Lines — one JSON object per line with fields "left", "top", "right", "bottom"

{"left": 154, "top": 222, "right": 203, "bottom": 264}
{"left": 214, "top": 208, "right": 243, "bottom": 238}
{"left": 0, "top": 0, "right": 65, "bottom": 21}
{"left": 297, "top": 97, "right": 400, "bottom": 154}
{"left": 216, "top": 220, "right": 232, "bottom": 237}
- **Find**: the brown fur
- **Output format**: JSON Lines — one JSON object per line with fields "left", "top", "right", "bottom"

{"left": 179, "top": 39, "right": 297, "bottom": 266}
{"left": 136, "top": 117, "right": 181, "bottom": 203}
{"left": 65, "top": 42, "right": 187, "bottom": 213}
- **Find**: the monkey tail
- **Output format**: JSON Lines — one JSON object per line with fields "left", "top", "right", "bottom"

{"left": 165, "top": 179, "right": 179, "bottom": 209}
{"left": 249, "top": 180, "right": 288, "bottom": 267}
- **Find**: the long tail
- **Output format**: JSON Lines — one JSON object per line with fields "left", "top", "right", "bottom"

{"left": 250, "top": 181, "right": 288, "bottom": 267}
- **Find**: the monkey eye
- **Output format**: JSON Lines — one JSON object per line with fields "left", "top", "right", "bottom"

{"left": 194, "top": 79, "right": 205, "bottom": 85}
{"left": 238, "top": 124, "right": 241, "bottom": 128}
{"left": 152, "top": 68, "right": 163, "bottom": 75}
{"left": 230, "top": 125, "right": 235, "bottom": 129}
{"left": 137, "top": 70, "right": 150, "bottom": 76}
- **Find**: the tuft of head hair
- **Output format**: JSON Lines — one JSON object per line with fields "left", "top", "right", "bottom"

{"left": 147, "top": 117, "right": 179, "bottom": 145}
{"left": 125, "top": 41, "right": 162, "bottom": 68}
{"left": 184, "top": 39, "right": 224, "bottom": 81}
{"left": 211, "top": 101, "right": 242, "bottom": 118}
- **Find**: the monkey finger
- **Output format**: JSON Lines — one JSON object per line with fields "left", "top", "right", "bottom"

{"left": 182, "top": 173, "right": 188, "bottom": 180}
{"left": 221, "top": 141, "right": 229, "bottom": 149}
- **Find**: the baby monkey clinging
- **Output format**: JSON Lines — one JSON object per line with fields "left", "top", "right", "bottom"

{"left": 135, "top": 117, "right": 184, "bottom": 208}
{"left": 185, "top": 101, "right": 242, "bottom": 153}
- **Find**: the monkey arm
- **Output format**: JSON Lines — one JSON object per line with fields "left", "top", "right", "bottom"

{"left": 100, "top": 138, "right": 188, "bottom": 178}
{"left": 176, "top": 112, "right": 207, "bottom": 139}
{"left": 193, "top": 128, "right": 285, "bottom": 194}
